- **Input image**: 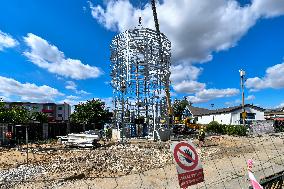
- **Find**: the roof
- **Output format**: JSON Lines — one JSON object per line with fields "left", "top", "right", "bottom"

{"left": 186, "top": 106, "right": 213, "bottom": 116}
{"left": 265, "top": 107, "right": 284, "bottom": 113}
{"left": 187, "top": 104, "right": 265, "bottom": 116}
{"left": 3, "top": 102, "right": 70, "bottom": 106}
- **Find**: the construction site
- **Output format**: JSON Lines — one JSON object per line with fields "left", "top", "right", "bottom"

{"left": 0, "top": 133, "right": 284, "bottom": 188}
{"left": 1, "top": 0, "right": 284, "bottom": 189}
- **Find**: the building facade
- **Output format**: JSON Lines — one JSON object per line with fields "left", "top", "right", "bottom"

{"left": 4, "top": 102, "right": 71, "bottom": 122}
{"left": 264, "top": 107, "right": 284, "bottom": 121}
{"left": 185, "top": 104, "right": 265, "bottom": 125}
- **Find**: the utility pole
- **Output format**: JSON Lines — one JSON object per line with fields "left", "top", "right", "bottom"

{"left": 239, "top": 69, "right": 246, "bottom": 126}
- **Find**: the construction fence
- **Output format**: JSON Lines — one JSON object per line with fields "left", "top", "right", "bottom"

{"left": 0, "top": 131, "right": 283, "bottom": 189}
{"left": 0, "top": 122, "right": 102, "bottom": 145}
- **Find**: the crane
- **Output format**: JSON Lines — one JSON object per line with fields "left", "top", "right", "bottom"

{"left": 150, "top": 0, "right": 173, "bottom": 125}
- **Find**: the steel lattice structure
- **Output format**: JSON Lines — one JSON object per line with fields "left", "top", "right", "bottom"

{"left": 110, "top": 26, "right": 171, "bottom": 133}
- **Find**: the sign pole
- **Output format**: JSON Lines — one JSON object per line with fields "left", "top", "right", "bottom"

{"left": 26, "top": 125, "right": 28, "bottom": 165}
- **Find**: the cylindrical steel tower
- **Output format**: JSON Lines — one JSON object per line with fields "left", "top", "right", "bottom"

{"left": 110, "top": 26, "right": 171, "bottom": 135}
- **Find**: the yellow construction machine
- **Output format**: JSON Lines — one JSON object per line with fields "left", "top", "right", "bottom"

{"left": 184, "top": 117, "right": 201, "bottom": 130}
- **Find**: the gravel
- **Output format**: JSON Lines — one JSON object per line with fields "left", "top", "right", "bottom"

{"left": 0, "top": 165, "right": 46, "bottom": 188}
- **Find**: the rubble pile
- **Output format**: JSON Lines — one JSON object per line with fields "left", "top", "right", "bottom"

{"left": 0, "top": 142, "right": 173, "bottom": 188}
{"left": 40, "top": 143, "right": 172, "bottom": 179}
{"left": 0, "top": 165, "right": 46, "bottom": 188}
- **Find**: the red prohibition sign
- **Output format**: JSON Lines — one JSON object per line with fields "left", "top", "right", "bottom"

{"left": 173, "top": 142, "right": 199, "bottom": 171}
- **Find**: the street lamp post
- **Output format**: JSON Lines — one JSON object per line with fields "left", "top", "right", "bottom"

{"left": 239, "top": 69, "right": 246, "bottom": 126}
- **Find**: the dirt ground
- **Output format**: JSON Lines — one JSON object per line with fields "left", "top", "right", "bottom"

{"left": 1, "top": 133, "right": 284, "bottom": 189}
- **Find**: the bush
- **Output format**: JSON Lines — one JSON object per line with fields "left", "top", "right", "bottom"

{"left": 206, "top": 121, "right": 247, "bottom": 136}
{"left": 206, "top": 121, "right": 225, "bottom": 134}
{"left": 274, "top": 122, "right": 284, "bottom": 132}
{"left": 234, "top": 125, "right": 247, "bottom": 136}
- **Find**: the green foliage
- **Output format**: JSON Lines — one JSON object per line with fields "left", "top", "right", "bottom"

{"left": 173, "top": 99, "right": 189, "bottom": 119}
{"left": 0, "top": 103, "right": 48, "bottom": 124}
{"left": 70, "top": 99, "right": 112, "bottom": 128}
{"left": 206, "top": 121, "right": 225, "bottom": 134}
{"left": 10, "top": 106, "right": 30, "bottom": 124}
{"left": 274, "top": 123, "right": 284, "bottom": 132}
{"left": 206, "top": 121, "right": 247, "bottom": 136}
{"left": 31, "top": 112, "right": 48, "bottom": 123}
{"left": 0, "top": 105, "right": 30, "bottom": 124}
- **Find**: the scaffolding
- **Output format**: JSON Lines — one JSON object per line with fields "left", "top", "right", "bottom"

{"left": 110, "top": 26, "right": 171, "bottom": 135}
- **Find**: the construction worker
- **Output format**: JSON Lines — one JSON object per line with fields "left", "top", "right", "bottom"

{"left": 198, "top": 126, "right": 206, "bottom": 147}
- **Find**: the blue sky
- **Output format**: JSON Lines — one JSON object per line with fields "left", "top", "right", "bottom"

{"left": 0, "top": 0, "right": 284, "bottom": 110}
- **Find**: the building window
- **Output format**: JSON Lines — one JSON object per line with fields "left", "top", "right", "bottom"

{"left": 247, "top": 113, "right": 256, "bottom": 119}
{"left": 58, "top": 114, "right": 62, "bottom": 117}
{"left": 58, "top": 107, "right": 63, "bottom": 110}
{"left": 46, "top": 106, "right": 53, "bottom": 110}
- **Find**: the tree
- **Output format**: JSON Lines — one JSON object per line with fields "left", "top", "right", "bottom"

{"left": 0, "top": 103, "right": 48, "bottom": 124}
{"left": 31, "top": 112, "right": 48, "bottom": 123}
{"left": 10, "top": 105, "right": 30, "bottom": 124}
{"left": 0, "top": 102, "right": 13, "bottom": 123}
{"left": 172, "top": 99, "right": 189, "bottom": 119}
{"left": 0, "top": 104, "right": 30, "bottom": 124}
{"left": 70, "top": 99, "right": 112, "bottom": 130}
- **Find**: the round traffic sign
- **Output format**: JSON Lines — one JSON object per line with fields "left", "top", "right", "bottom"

{"left": 173, "top": 142, "right": 199, "bottom": 171}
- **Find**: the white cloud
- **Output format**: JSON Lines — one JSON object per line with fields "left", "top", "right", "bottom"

{"left": 59, "top": 95, "right": 81, "bottom": 105}
{"left": 89, "top": 0, "right": 284, "bottom": 64}
{"left": 65, "top": 80, "right": 91, "bottom": 95}
{"left": 251, "top": 0, "right": 284, "bottom": 18}
{"left": 76, "top": 90, "right": 91, "bottom": 95}
{"left": 173, "top": 80, "right": 206, "bottom": 94}
{"left": 0, "top": 30, "right": 18, "bottom": 51}
{"left": 58, "top": 95, "right": 85, "bottom": 113}
{"left": 65, "top": 81, "right": 77, "bottom": 90}
{"left": 23, "top": 33, "right": 103, "bottom": 80}
{"left": 170, "top": 64, "right": 202, "bottom": 83}
{"left": 187, "top": 88, "right": 239, "bottom": 103}
{"left": 246, "top": 95, "right": 255, "bottom": 101}
{"left": 90, "top": 0, "right": 284, "bottom": 103}
{"left": 65, "top": 95, "right": 80, "bottom": 100}
{"left": 276, "top": 102, "right": 284, "bottom": 109}
{"left": 226, "top": 95, "right": 255, "bottom": 106}
{"left": 235, "top": 99, "right": 242, "bottom": 104}
{"left": 0, "top": 76, "right": 63, "bottom": 102}
{"left": 245, "top": 62, "right": 284, "bottom": 91}
{"left": 0, "top": 96, "right": 11, "bottom": 102}
{"left": 101, "top": 97, "right": 113, "bottom": 110}
{"left": 59, "top": 96, "right": 113, "bottom": 113}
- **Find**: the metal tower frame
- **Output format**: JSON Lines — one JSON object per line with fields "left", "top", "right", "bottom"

{"left": 110, "top": 26, "right": 171, "bottom": 135}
